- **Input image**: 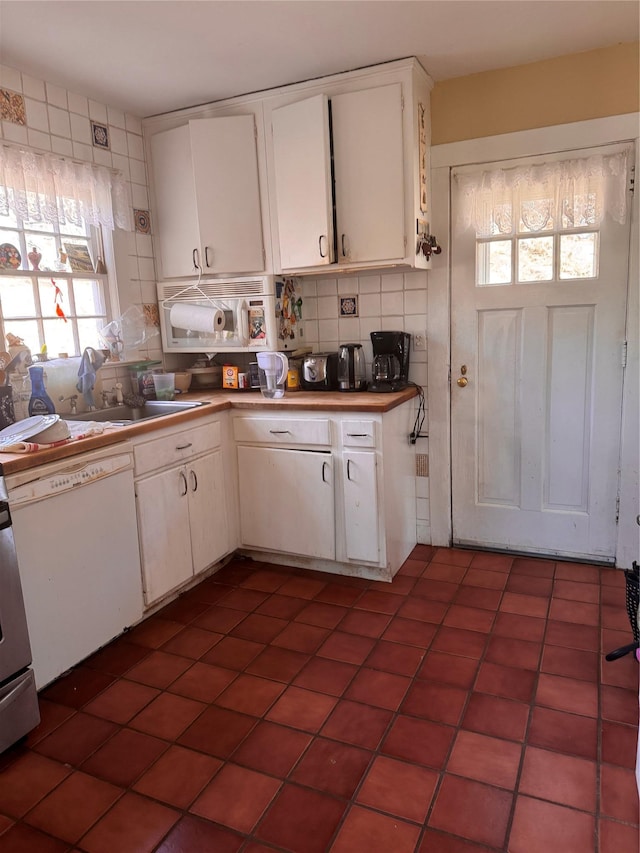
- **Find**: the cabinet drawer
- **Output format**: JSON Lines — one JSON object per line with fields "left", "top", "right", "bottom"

{"left": 233, "top": 416, "right": 330, "bottom": 447}
{"left": 341, "top": 420, "right": 376, "bottom": 448}
{"left": 134, "top": 421, "right": 221, "bottom": 476}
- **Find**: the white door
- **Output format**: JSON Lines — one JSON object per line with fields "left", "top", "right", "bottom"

{"left": 343, "top": 451, "right": 379, "bottom": 563}
{"left": 188, "top": 450, "right": 229, "bottom": 574}
{"left": 451, "top": 145, "right": 632, "bottom": 561}
{"left": 332, "top": 84, "right": 405, "bottom": 263}
{"left": 237, "top": 445, "right": 335, "bottom": 559}
{"left": 271, "top": 95, "right": 334, "bottom": 269}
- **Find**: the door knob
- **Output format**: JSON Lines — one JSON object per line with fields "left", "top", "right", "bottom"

{"left": 457, "top": 365, "right": 468, "bottom": 387}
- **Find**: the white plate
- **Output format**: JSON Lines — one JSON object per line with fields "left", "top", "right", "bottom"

{"left": 0, "top": 414, "right": 61, "bottom": 447}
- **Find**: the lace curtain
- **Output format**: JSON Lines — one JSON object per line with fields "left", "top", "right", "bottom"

{"left": 455, "top": 149, "right": 630, "bottom": 237}
{"left": 0, "top": 144, "right": 133, "bottom": 231}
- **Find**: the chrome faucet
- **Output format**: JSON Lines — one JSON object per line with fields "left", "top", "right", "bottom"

{"left": 58, "top": 394, "right": 78, "bottom": 415}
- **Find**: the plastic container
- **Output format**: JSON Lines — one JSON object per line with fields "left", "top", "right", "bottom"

{"left": 127, "top": 361, "right": 162, "bottom": 399}
{"left": 152, "top": 372, "right": 175, "bottom": 401}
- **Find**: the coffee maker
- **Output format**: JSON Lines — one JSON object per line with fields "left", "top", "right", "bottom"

{"left": 370, "top": 331, "right": 411, "bottom": 392}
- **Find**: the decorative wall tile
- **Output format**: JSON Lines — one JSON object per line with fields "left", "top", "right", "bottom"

{"left": 91, "top": 121, "right": 110, "bottom": 149}
{"left": 1, "top": 88, "right": 26, "bottom": 124}
{"left": 339, "top": 295, "right": 359, "bottom": 317}
{"left": 134, "top": 209, "right": 151, "bottom": 235}
{"left": 143, "top": 304, "right": 160, "bottom": 327}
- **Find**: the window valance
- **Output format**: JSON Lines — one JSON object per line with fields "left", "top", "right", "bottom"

{"left": 455, "top": 148, "right": 630, "bottom": 237}
{"left": 0, "top": 144, "right": 133, "bottom": 232}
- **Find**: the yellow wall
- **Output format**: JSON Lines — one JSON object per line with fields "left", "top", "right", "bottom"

{"left": 431, "top": 42, "right": 640, "bottom": 145}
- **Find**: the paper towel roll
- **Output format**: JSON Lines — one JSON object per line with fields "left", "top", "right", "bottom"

{"left": 169, "top": 303, "right": 225, "bottom": 334}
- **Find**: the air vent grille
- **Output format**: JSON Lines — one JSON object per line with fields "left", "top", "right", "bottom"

{"left": 158, "top": 277, "right": 273, "bottom": 301}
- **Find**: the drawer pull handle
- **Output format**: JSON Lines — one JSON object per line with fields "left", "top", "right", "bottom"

{"left": 190, "top": 470, "right": 198, "bottom": 492}
{"left": 322, "top": 460, "right": 329, "bottom": 483}
{"left": 176, "top": 442, "right": 193, "bottom": 450}
{"left": 269, "top": 429, "right": 291, "bottom": 434}
{"left": 318, "top": 235, "right": 328, "bottom": 258}
{"left": 347, "top": 433, "right": 369, "bottom": 437}
{"left": 179, "top": 471, "right": 188, "bottom": 497}
{"left": 192, "top": 248, "right": 199, "bottom": 269}
{"left": 204, "top": 246, "right": 212, "bottom": 268}
{"left": 347, "top": 459, "right": 353, "bottom": 481}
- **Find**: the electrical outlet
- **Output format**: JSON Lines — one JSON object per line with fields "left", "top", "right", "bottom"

{"left": 414, "top": 333, "right": 426, "bottom": 351}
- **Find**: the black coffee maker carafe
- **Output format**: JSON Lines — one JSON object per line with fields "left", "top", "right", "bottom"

{"left": 370, "top": 331, "right": 411, "bottom": 392}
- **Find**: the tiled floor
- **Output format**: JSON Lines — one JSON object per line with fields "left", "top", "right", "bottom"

{"left": 1, "top": 546, "right": 638, "bottom": 852}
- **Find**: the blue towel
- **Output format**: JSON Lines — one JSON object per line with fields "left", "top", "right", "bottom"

{"left": 76, "top": 347, "right": 105, "bottom": 409}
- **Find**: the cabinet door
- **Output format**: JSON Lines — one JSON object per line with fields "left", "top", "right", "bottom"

{"left": 271, "top": 95, "right": 334, "bottom": 269}
{"left": 343, "top": 451, "right": 380, "bottom": 563}
{"left": 188, "top": 450, "right": 230, "bottom": 574}
{"left": 332, "top": 84, "right": 405, "bottom": 263}
{"left": 190, "top": 116, "right": 264, "bottom": 274}
{"left": 237, "top": 445, "right": 335, "bottom": 559}
{"left": 150, "top": 125, "right": 200, "bottom": 279}
{"left": 136, "top": 467, "right": 192, "bottom": 605}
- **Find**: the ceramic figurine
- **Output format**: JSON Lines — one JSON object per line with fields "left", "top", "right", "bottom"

{"left": 28, "top": 246, "right": 42, "bottom": 270}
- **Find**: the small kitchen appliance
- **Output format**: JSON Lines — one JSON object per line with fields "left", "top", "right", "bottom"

{"left": 301, "top": 352, "right": 339, "bottom": 391}
{"left": 256, "top": 351, "right": 288, "bottom": 399}
{"left": 337, "top": 343, "right": 367, "bottom": 391}
{"left": 370, "top": 331, "right": 411, "bottom": 392}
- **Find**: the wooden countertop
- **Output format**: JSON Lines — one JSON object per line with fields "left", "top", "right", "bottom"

{"left": 0, "top": 387, "right": 417, "bottom": 475}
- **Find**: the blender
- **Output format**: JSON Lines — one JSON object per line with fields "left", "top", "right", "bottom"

{"left": 256, "top": 351, "right": 289, "bottom": 399}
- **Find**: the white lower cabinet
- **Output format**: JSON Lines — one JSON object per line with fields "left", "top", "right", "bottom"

{"left": 237, "top": 444, "right": 335, "bottom": 559}
{"left": 342, "top": 450, "right": 379, "bottom": 563}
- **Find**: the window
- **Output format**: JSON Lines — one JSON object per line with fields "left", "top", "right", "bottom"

{"left": 455, "top": 147, "right": 629, "bottom": 288}
{"left": 0, "top": 144, "right": 132, "bottom": 357}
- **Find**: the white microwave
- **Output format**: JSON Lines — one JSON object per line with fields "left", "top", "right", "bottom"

{"left": 157, "top": 275, "right": 303, "bottom": 354}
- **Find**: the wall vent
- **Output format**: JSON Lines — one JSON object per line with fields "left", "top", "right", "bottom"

{"left": 416, "top": 454, "right": 429, "bottom": 477}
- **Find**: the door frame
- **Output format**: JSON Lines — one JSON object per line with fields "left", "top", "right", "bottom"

{"left": 427, "top": 112, "right": 639, "bottom": 567}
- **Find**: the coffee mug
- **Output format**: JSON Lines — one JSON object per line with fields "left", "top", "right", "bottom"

{"left": 0, "top": 386, "right": 16, "bottom": 430}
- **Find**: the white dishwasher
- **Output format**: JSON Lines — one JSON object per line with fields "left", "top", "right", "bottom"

{"left": 5, "top": 444, "right": 144, "bottom": 689}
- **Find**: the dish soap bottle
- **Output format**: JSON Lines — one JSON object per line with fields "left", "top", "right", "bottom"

{"left": 28, "top": 365, "right": 55, "bottom": 416}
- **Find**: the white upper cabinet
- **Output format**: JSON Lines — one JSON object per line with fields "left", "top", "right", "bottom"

{"left": 149, "top": 115, "right": 265, "bottom": 278}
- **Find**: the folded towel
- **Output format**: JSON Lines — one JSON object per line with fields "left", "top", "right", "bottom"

{"left": 76, "top": 347, "right": 105, "bottom": 408}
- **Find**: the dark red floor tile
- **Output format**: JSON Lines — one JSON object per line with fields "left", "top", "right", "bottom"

{"left": 230, "top": 613, "right": 289, "bottom": 643}
{"left": 200, "top": 635, "right": 265, "bottom": 670}
{"left": 181, "top": 578, "right": 234, "bottom": 605}
{"left": 601, "top": 684, "right": 639, "bottom": 725}
{"left": 40, "top": 666, "right": 115, "bottom": 709}
{"left": 83, "top": 640, "right": 151, "bottom": 677}
{"left": 317, "top": 630, "right": 376, "bottom": 665}
{"left": 293, "top": 657, "right": 358, "bottom": 696}
{"left": 354, "top": 589, "right": 404, "bottom": 614}
{"left": 418, "top": 650, "right": 479, "bottom": 688}
{"left": 598, "top": 818, "right": 640, "bottom": 853}
{"left": 190, "top": 763, "right": 280, "bottom": 833}
{"left": 257, "top": 784, "right": 346, "bottom": 852}
{"left": 600, "top": 764, "right": 640, "bottom": 824}
{"left": 454, "top": 585, "right": 503, "bottom": 611}
{"left": 402, "top": 679, "right": 468, "bottom": 726}
{"left": 313, "top": 583, "right": 363, "bottom": 606}
{"left": 356, "top": 754, "right": 438, "bottom": 822}
{"left": 528, "top": 706, "right": 598, "bottom": 760}
{"left": 129, "top": 692, "right": 206, "bottom": 740}
{"left": 338, "top": 608, "right": 391, "bottom": 638}
{"left": 246, "top": 645, "right": 310, "bottom": 682}
{"left": 462, "top": 693, "right": 529, "bottom": 742}
{"left": 83, "top": 679, "right": 159, "bottom": 724}
{"left": 410, "top": 543, "right": 438, "bottom": 562}
{"left": 271, "top": 621, "right": 330, "bottom": 653}
{"left": 155, "top": 815, "right": 243, "bottom": 853}
{"left": 240, "top": 568, "right": 289, "bottom": 593}
{"left": 277, "top": 576, "right": 327, "bottom": 600}
{"left": 215, "top": 673, "right": 285, "bottom": 716}
{"left": 546, "top": 619, "right": 600, "bottom": 651}
{"left": 475, "top": 661, "right": 536, "bottom": 703}
{"left": 429, "top": 774, "right": 512, "bottom": 848}
{"left": 81, "top": 729, "right": 168, "bottom": 788}
{"left": 124, "top": 650, "right": 192, "bottom": 689}
{"left": 601, "top": 720, "right": 638, "bottom": 769}
{"left": 509, "top": 796, "right": 596, "bottom": 853}
{"left": 484, "top": 635, "right": 541, "bottom": 671}
{"left": 0, "top": 823, "right": 70, "bottom": 853}
{"left": 366, "top": 639, "right": 425, "bottom": 677}
{"left": 468, "top": 552, "right": 513, "bottom": 573}
{"left": 553, "top": 578, "right": 600, "bottom": 603}
{"left": 418, "top": 829, "right": 499, "bottom": 852}
{"left": 321, "top": 699, "right": 393, "bottom": 750}
{"left": 291, "top": 737, "right": 371, "bottom": 798}
{"left": 382, "top": 715, "right": 454, "bottom": 769}
{"left": 602, "top": 602, "right": 634, "bottom": 631}
{"left": 370, "top": 574, "right": 417, "bottom": 595}
{"left": 448, "top": 730, "right": 521, "bottom": 789}
{"left": 398, "top": 596, "right": 448, "bottom": 623}
{"left": 344, "top": 667, "right": 411, "bottom": 711}
{"left": 535, "top": 672, "right": 598, "bottom": 717}
{"left": 231, "top": 720, "right": 311, "bottom": 777}
{"left": 505, "top": 573, "right": 553, "bottom": 597}
{"left": 541, "top": 644, "right": 598, "bottom": 682}
{"left": 25, "top": 700, "right": 75, "bottom": 747}
{"left": 255, "top": 593, "right": 308, "bottom": 620}
{"left": 178, "top": 706, "right": 257, "bottom": 759}
{"left": 192, "top": 604, "right": 246, "bottom": 634}
{"left": 23, "top": 770, "right": 121, "bottom": 844}
{"left": 156, "top": 596, "right": 210, "bottom": 625}
{"left": 397, "top": 557, "right": 429, "bottom": 577}
{"left": 413, "top": 577, "right": 459, "bottom": 602}
{"left": 518, "top": 746, "right": 597, "bottom": 812}
{"left": 33, "top": 712, "right": 117, "bottom": 767}
{"left": 492, "top": 611, "right": 546, "bottom": 642}
{"left": 444, "top": 604, "right": 496, "bottom": 633}
{"left": 462, "top": 568, "right": 509, "bottom": 590}
{"left": 78, "top": 791, "right": 179, "bottom": 853}
{"left": 125, "top": 617, "right": 184, "bottom": 649}
{"left": 266, "top": 685, "right": 337, "bottom": 732}
{"left": 431, "top": 626, "right": 487, "bottom": 659}
{"left": 433, "top": 547, "right": 474, "bottom": 566}
{"left": 382, "top": 616, "right": 437, "bottom": 647}
{"left": 218, "top": 587, "right": 269, "bottom": 612}
{"left": 600, "top": 567, "right": 626, "bottom": 587}
{"left": 160, "top": 626, "right": 222, "bottom": 659}
{"left": 601, "top": 584, "right": 624, "bottom": 606}
{"left": 510, "top": 557, "right": 555, "bottom": 578}
{"left": 500, "top": 591, "right": 549, "bottom": 618}
{"left": 0, "top": 752, "right": 71, "bottom": 818}
{"left": 555, "top": 562, "right": 601, "bottom": 583}
{"left": 549, "top": 598, "right": 600, "bottom": 627}
{"left": 167, "top": 660, "right": 236, "bottom": 703}
{"left": 330, "top": 804, "right": 421, "bottom": 852}
{"left": 294, "top": 601, "right": 348, "bottom": 628}
{"left": 423, "top": 561, "right": 468, "bottom": 584}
